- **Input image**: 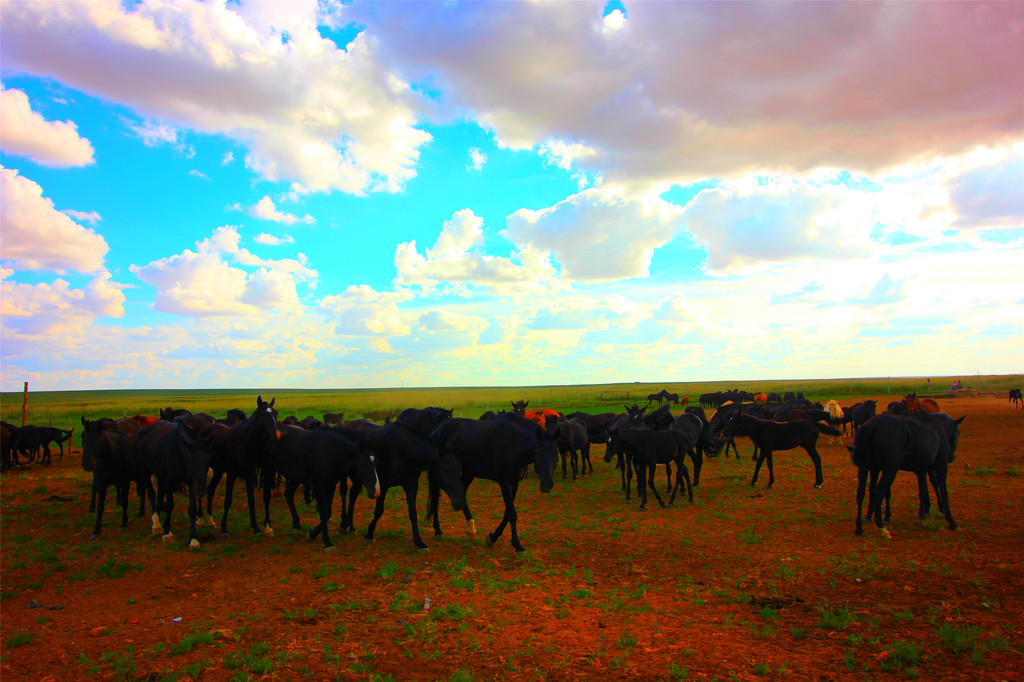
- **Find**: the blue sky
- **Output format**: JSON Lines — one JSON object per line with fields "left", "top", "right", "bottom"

{"left": 1, "top": 1, "right": 1022, "bottom": 391}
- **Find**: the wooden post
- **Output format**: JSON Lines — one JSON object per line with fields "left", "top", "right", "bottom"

{"left": 22, "top": 381, "right": 28, "bottom": 427}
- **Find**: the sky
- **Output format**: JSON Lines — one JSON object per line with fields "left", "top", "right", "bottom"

{"left": 1, "top": 0, "right": 1022, "bottom": 392}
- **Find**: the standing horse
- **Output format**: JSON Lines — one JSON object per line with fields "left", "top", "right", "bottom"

{"left": 81, "top": 418, "right": 145, "bottom": 539}
{"left": 723, "top": 412, "right": 840, "bottom": 489}
{"left": 269, "top": 423, "right": 381, "bottom": 551}
{"left": 1010, "top": 388, "right": 1023, "bottom": 409}
{"left": 199, "top": 396, "right": 279, "bottom": 537}
{"left": 607, "top": 428, "right": 694, "bottom": 510}
{"left": 429, "top": 412, "right": 559, "bottom": 553}
{"left": 848, "top": 412, "right": 964, "bottom": 538}
{"left": 136, "top": 419, "right": 213, "bottom": 549}
{"left": 347, "top": 407, "right": 465, "bottom": 552}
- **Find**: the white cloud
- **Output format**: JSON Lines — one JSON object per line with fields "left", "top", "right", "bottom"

{"left": 682, "top": 179, "right": 875, "bottom": 275}
{"left": 0, "top": 0, "right": 431, "bottom": 194}
{"left": 0, "top": 86, "right": 95, "bottom": 167}
{"left": 318, "top": 284, "right": 412, "bottom": 336}
{"left": 126, "top": 119, "right": 194, "bottom": 157}
{"left": 504, "top": 188, "right": 683, "bottom": 281}
{"left": 61, "top": 209, "right": 101, "bottom": 224}
{"left": 189, "top": 168, "right": 209, "bottom": 179}
{"left": 394, "top": 208, "right": 564, "bottom": 295}
{"left": 249, "top": 196, "right": 314, "bottom": 225}
{"left": 254, "top": 233, "right": 295, "bottom": 246}
{"left": 1, "top": 271, "right": 125, "bottom": 337}
{"left": 221, "top": 151, "right": 235, "bottom": 166}
{"left": 129, "top": 225, "right": 312, "bottom": 316}
{"left": 467, "top": 147, "right": 487, "bottom": 171}
{"left": 0, "top": 166, "right": 109, "bottom": 273}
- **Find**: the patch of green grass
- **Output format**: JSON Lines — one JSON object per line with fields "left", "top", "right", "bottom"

{"left": 170, "top": 629, "right": 216, "bottom": 655}
{"left": 737, "top": 529, "right": 761, "bottom": 545}
{"left": 99, "top": 646, "right": 137, "bottom": 679}
{"left": 668, "top": 663, "right": 690, "bottom": 680}
{"left": 6, "top": 632, "right": 36, "bottom": 649}
{"left": 937, "top": 622, "right": 983, "bottom": 655}
{"left": 615, "top": 632, "right": 639, "bottom": 650}
{"left": 880, "top": 639, "right": 920, "bottom": 675}
{"left": 376, "top": 561, "right": 399, "bottom": 580}
{"left": 817, "top": 604, "right": 854, "bottom": 629}
{"left": 971, "top": 466, "right": 997, "bottom": 477}
{"left": 95, "top": 555, "right": 144, "bottom": 579}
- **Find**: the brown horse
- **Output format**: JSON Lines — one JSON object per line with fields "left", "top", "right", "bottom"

{"left": 904, "top": 394, "right": 940, "bottom": 414}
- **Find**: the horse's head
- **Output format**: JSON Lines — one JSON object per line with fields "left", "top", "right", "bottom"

{"left": 511, "top": 400, "right": 528, "bottom": 415}
{"left": 533, "top": 424, "right": 560, "bottom": 494}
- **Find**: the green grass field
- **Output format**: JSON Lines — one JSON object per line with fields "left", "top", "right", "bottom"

{"left": 1, "top": 374, "right": 1015, "bottom": 432}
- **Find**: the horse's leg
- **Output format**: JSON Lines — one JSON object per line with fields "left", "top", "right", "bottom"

{"left": 426, "top": 471, "right": 444, "bottom": 537}
{"left": 647, "top": 463, "right": 666, "bottom": 508}
{"left": 88, "top": 475, "right": 97, "bottom": 513}
{"left": 617, "top": 451, "right": 627, "bottom": 493}
{"left": 582, "top": 443, "right": 591, "bottom": 475}
{"left": 344, "top": 480, "right": 362, "bottom": 534}
{"left": 284, "top": 479, "right": 303, "bottom": 531}
{"left": 242, "top": 475, "right": 261, "bottom": 534}
{"left": 160, "top": 483, "right": 175, "bottom": 542}
{"left": 91, "top": 480, "right": 107, "bottom": 539}
{"left": 560, "top": 450, "right": 567, "bottom": 479}
{"left": 854, "top": 467, "right": 868, "bottom": 535}
{"left": 665, "top": 460, "right": 672, "bottom": 492}
{"left": 625, "top": 454, "right": 634, "bottom": 500}
{"left": 750, "top": 447, "right": 768, "bottom": 487}
{"left": 672, "top": 462, "right": 693, "bottom": 504}
{"left": 690, "top": 448, "right": 703, "bottom": 487}
{"left": 187, "top": 483, "right": 201, "bottom": 550}
{"left": 927, "top": 469, "right": 945, "bottom": 514}
{"left": 763, "top": 450, "right": 776, "bottom": 488}
{"left": 934, "top": 465, "right": 957, "bottom": 530}
{"left": 261, "top": 475, "right": 274, "bottom": 536}
{"left": 873, "top": 469, "right": 898, "bottom": 538}
{"left": 400, "top": 479, "right": 429, "bottom": 551}
{"left": 206, "top": 468, "right": 223, "bottom": 528}
{"left": 487, "top": 479, "right": 524, "bottom": 552}
{"left": 315, "top": 481, "right": 337, "bottom": 550}
{"left": 806, "top": 444, "right": 824, "bottom": 489}
{"left": 364, "top": 488, "right": 388, "bottom": 541}
{"left": 219, "top": 473, "right": 236, "bottom": 537}
{"left": 571, "top": 448, "right": 578, "bottom": 480}
{"left": 117, "top": 480, "right": 130, "bottom": 531}
{"left": 460, "top": 477, "right": 476, "bottom": 536}
{"left": 915, "top": 472, "right": 931, "bottom": 521}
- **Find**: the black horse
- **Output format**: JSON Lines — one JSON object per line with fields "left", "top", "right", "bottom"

{"left": 269, "top": 423, "right": 381, "bottom": 551}
{"left": 723, "top": 412, "right": 841, "bottom": 489}
{"left": 428, "top": 412, "right": 560, "bottom": 553}
{"left": 81, "top": 418, "right": 144, "bottom": 539}
{"left": 346, "top": 407, "right": 466, "bottom": 552}
{"left": 556, "top": 417, "right": 591, "bottom": 479}
{"left": 1010, "top": 388, "right": 1022, "bottom": 409}
{"left": 199, "top": 396, "right": 279, "bottom": 537}
{"left": 849, "top": 400, "right": 877, "bottom": 436}
{"left": 135, "top": 419, "right": 213, "bottom": 549}
{"left": 606, "top": 428, "right": 694, "bottom": 510}
{"left": 849, "top": 412, "right": 965, "bottom": 538}
{"left": 668, "top": 412, "right": 711, "bottom": 486}
{"left": 601, "top": 405, "right": 647, "bottom": 494}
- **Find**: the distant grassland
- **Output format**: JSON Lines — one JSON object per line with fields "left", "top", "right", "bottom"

{"left": 0, "top": 375, "right": 1015, "bottom": 433}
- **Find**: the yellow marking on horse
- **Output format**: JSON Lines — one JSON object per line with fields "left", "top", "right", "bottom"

{"left": 151, "top": 513, "right": 163, "bottom": 535}
{"left": 188, "top": 538, "right": 200, "bottom": 550}
{"left": 161, "top": 532, "right": 174, "bottom": 543}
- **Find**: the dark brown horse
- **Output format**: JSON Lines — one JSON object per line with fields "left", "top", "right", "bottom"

{"left": 723, "top": 412, "right": 841, "bottom": 489}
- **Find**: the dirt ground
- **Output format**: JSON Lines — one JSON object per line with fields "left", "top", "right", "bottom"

{"left": 2, "top": 394, "right": 1022, "bottom": 681}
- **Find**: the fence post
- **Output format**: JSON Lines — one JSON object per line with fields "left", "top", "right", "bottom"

{"left": 22, "top": 382, "right": 28, "bottom": 427}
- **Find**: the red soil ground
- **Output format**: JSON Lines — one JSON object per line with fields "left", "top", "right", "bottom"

{"left": 1, "top": 394, "right": 1022, "bottom": 680}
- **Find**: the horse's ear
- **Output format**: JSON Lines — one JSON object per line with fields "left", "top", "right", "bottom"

{"left": 954, "top": 416, "right": 966, "bottom": 426}
{"left": 269, "top": 397, "right": 276, "bottom": 408}
{"left": 256, "top": 395, "right": 263, "bottom": 406}
{"left": 81, "top": 416, "right": 88, "bottom": 427}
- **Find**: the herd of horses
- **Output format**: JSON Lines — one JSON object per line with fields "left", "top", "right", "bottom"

{"left": 12, "top": 387, "right": 1018, "bottom": 555}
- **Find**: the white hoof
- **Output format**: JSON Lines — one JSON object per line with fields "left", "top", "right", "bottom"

{"left": 880, "top": 527, "right": 892, "bottom": 540}
{"left": 188, "top": 538, "right": 200, "bottom": 550}
{"left": 467, "top": 519, "right": 477, "bottom": 537}
{"left": 206, "top": 515, "right": 217, "bottom": 528}
{"left": 263, "top": 526, "right": 274, "bottom": 538}
{"left": 161, "top": 532, "right": 174, "bottom": 543}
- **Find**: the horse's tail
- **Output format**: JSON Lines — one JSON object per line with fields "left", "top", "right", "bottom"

{"left": 816, "top": 423, "right": 842, "bottom": 437}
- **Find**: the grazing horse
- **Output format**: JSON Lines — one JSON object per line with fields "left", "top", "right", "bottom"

{"left": 668, "top": 413, "right": 710, "bottom": 486}
{"left": 1, "top": 422, "right": 18, "bottom": 471}
{"left": 128, "top": 414, "right": 160, "bottom": 428}
{"left": 347, "top": 407, "right": 465, "bottom": 552}
{"left": 904, "top": 394, "right": 940, "bottom": 414}
{"left": 1010, "top": 388, "right": 1023, "bottom": 409}
{"left": 269, "top": 423, "right": 381, "bottom": 551}
{"left": 199, "top": 396, "right": 280, "bottom": 537}
{"left": 723, "top": 412, "right": 840, "bottom": 489}
{"left": 754, "top": 393, "right": 768, "bottom": 406}
{"left": 322, "top": 412, "right": 346, "bottom": 425}
{"left": 662, "top": 392, "right": 680, "bottom": 406}
{"left": 136, "top": 419, "right": 213, "bottom": 549}
{"left": 607, "top": 428, "right": 694, "bottom": 510}
{"left": 647, "top": 391, "right": 665, "bottom": 405}
{"left": 849, "top": 412, "right": 965, "bottom": 538}
{"left": 159, "top": 407, "right": 192, "bottom": 422}
{"left": 603, "top": 405, "right": 647, "bottom": 494}
{"left": 429, "top": 412, "right": 559, "bottom": 552}
{"left": 81, "top": 418, "right": 141, "bottom": 539}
